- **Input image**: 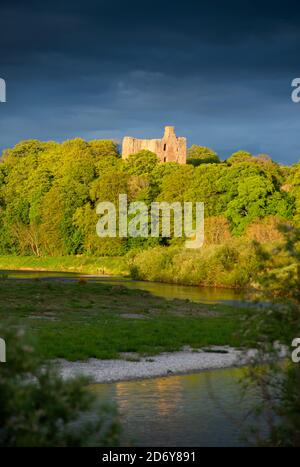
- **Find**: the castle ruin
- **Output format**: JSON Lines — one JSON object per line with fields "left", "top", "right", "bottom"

{"left": 122, "top": 126, "right": 186, "bottom": 164}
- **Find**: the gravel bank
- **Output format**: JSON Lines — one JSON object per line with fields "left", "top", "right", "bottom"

{"left": 57, "top": 346, "right": 248, "bottom": 383}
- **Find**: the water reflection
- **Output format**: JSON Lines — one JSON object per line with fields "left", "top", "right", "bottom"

{"left": 2, "top": 269, "right": 251, "bottom": 304}
{"left": 91, "top": 367, "right": 261, "bottom": 447}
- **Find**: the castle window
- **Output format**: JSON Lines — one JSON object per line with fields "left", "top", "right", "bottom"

{"left": 163, "top": 144, "right": 167, "bottom": 151}
{"left": 163, "top": 157, "right": 166, "bottom": 162}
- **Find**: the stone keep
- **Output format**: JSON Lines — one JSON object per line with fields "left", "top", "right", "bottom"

{"left": 122, "top": 126, "right": 186, "bottom": 164}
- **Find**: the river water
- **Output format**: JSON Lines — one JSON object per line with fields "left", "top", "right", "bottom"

{"left": 92, "top": 367, "right": 261, "bottom": 447}
{"left": 2, "top": 269, "right": 250, "bottom": 304}
{"left": 4, "top": 269, "right": 260, "bottom": 446}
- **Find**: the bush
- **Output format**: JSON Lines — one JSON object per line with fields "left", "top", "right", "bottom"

{"left": 0, "top": 325, "right": 121, "bottom": 447}
{"left": 240, "top": 225, "right": 300, "bottom": 446}
{"left": 129, "top": 240, "right": 261, "bottom": 288}
{"left": 204, "top": 216, "right": 232, "bottom": 245}
{"left": 245, "top": 216, "right": 289, "bottom": 243}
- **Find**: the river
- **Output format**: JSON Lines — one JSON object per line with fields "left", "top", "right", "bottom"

{"left": 3, "top": 269, "right": 261, "bottom": 446}
{"left": 2, "top": 269, "right": 251, "bottom": 304}
{"left": 92, "top": 367, "right": 262, "bottom": 447}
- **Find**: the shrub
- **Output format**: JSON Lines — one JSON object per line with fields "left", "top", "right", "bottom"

{"left": 240, "top": 226, "right": 300, "bottom": 446}
{"left": 129, "top": 240, "right": 261, "bottom": 288}
{"left": 204, "top": 216, "right": 232, "bottom": 245}
{"left": 245, "top": 216, "right": 289, "bottom": 243}
{"left": 0, "top": 325, "right": 121, "bottom": 447}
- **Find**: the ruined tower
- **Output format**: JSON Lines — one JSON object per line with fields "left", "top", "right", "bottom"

{"left": 122, "top": 126, "right": 186, "bottom": 164}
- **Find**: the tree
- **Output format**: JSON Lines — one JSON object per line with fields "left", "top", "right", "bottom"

{"left": 125, "top": 150, "right": 159, "bottom": 176}
{"left": 286, "top": 162, "right": 300, "bottom": 226}
{"left": 157, "top": 165, "right": 194, "bottom": 203}
{"left": 226, "top": 175, "right": 293, "bottom": 235}
{"left": 184, "top": 164, "right": 228, "bottom": 216}
{"left": 0, "top": 137, "right": 296, "bottom": 256}
{"left": 226, "top": 150, "right": 252, "bottom": 165}
{"left": 187, "top": 145, "right": 220, "bottom": 166}
{"left": 89, "top": 140, "right": 120, "bottom": 159}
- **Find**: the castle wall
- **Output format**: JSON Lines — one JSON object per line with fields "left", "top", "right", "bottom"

{"left": 122, "top": 126, "right": 186, "bottom": 164}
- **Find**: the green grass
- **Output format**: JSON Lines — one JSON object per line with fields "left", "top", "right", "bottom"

{"left": 0, "top": 278, "right": 247, "bottom": 361}
{"left": 0, "top": 255, "right": 128, "bottom": 276}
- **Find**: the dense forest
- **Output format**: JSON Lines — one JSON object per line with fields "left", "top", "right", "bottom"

{"left": 1, "top": 138, "right": 300, "bottom": 286}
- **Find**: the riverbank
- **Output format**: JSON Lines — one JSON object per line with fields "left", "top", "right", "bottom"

{"left": 57, "top": 346, "right": 246, "bottom": 383}
{"left": 0, "top": 255, "right": 128, "bottom": 276}
{"left": 0, "top": 279, "right": 247, "bottom": 360}
{"left": 58, "top": 344, "right": 289, "bottom": 383}
{"left": 0, "top": 240, "right": 261, "bottom": 288}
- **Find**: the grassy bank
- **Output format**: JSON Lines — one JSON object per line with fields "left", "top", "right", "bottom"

{"left": 0, "top": 237, "right": 266, "bottom": 288}
{"left": 0, "top": 255, "right": 128, "bottom": 276}
{"left": 0, "top": 279, "right": 246, "bottom": 361}
{"left": 129, "top": 240, "right": 262, "bottom": 288}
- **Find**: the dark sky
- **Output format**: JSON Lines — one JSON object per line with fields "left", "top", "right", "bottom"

{"left": 1, "top": 0, "right": 300, "bottom": 163}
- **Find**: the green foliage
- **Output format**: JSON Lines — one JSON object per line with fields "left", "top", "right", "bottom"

{"left": 158, "top": 165, "right": 194, "bottom": 202}
{"left": 89, "top": 140, "right": 119, "bottom": 158}
{"left": 129, "top": 240, "right": 260, "bottom": 288}
{"left": 187, "top": 145, "right": 220, "bottom": 166}
{"left": 0, "top": 324, "right": 120, "bottom": 447}
{"left": 286, "top": 161, "right": 300, "bottom": 226}
{"left": 0, "top": 255, "right": 128, "bottom": 275}
{"left": 0, "top": 139, "right": 121, "bottom": 256}
{"left": 184, "top": 164, "right": 227, "bottom": 216}
{"left": 241, "top": 225, "right": 300, "bottom": 446}
{"left": 226, "top": 150, "right": 253, "bottom": 165}
{"left": 226, "top": 175, "right": 292, "bottom": 235}
{"left": 0, "top": 138, "right": 296, "bottom": 256}
{"left": 125, "top": 150, "right": 159, "bottom": 176}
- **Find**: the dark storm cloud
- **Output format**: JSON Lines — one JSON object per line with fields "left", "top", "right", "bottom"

{"left": 1, "top": 0, "right": 300, "bottom": 162}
